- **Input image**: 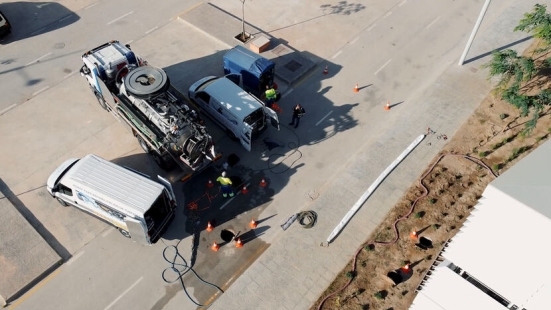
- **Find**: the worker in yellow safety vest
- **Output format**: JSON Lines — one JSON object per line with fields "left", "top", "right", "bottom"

{"left": 265, "top": 85, "right": 277, "bottom": 108}
{"left": 216, "top": 171, "right": 234, "bottom": 198}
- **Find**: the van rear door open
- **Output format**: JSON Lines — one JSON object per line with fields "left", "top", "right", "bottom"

{"left": 125, "top": 218, "right": 150, "bottom": 244}
{"left": 264, "top": 106, "right": 280, "bottom": 131}
{"left": 240, "top": 123, "right": 253, "bottom": 151}
{"left": 157, "top": 175, "right": 175, "bottom": 201}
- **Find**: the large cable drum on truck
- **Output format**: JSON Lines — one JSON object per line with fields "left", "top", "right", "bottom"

{"left": 124, "top": 66, "right": 170, "bottom": 99}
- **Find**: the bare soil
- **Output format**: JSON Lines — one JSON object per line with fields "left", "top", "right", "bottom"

{"left": 311, "top": 42, "right": 551, "bottom": 310}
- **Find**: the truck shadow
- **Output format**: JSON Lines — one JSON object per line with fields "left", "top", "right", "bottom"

{"left": 0, "top": 2, "right": 79, "bottom": 44}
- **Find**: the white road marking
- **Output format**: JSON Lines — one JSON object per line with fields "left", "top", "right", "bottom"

{"left": 282, "top": 88, "right": 293, "bottom": 98}
{"left": 102, "top": 227, "right": 115, "bottom": 237}
{"left": 58, "top": 15, "right": 73, "bottom": 23}
{"left": 374, "top": 59, "right": 392, "bottom": 75}
{"left": 383, "top": 11, "right": 392, "bottom": 19}
{"left": 30, "top": 27, "right": 46, "bottom": 36}
{"left": 425, "top": 16, "right": 441, "bottom": 29}
{"left": 26, "top": 52, "right": 52, "bottom": 66}
{"left": 399, "top": 0, "right": 407, "bottom": 7}
{"left": 316, "top": 111, "right": 333, "bottom": 126}
{"left": 107, "top": 11, "right": 134, "bottom": 25}
{"left": 220, "top": 183, "right": 249, "bottom": 210}
{"left": 67, "top": 251, "right": 84, "bottom": 266}
{"left": 36, "top": 3, "right": 51, "bottom": 8}
{"left": 367, "top": 24, "right": 376, "bottom": 32}
{"left": 63, "top": 71, "right": 77, "bottom": 79}
{"left": 104, "top": 277, "right": 143, "bottom": 310}
{"left": 331, "top": 50, "right": 342, "bottom": 59}
{"left": 32, "top": 86, "right": 50, "bottom": 96}
{"left": 350, "top": 36, "right": 359, "bottom": 45}
{"left": 0, "top": 103, "right": 17, "bottom": 115}
{"left": 84, "top": 3, "right": 97, "bottom": 10}
{"left": 145, "top": 26, "right": 158, "bottom": 35}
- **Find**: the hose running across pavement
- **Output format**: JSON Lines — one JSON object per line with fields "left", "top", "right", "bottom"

{"left": 161, "top": 245, "right": 223, "bottom": 307}
{"left": 316, "top": 152, "right": 497, "bottom": 310}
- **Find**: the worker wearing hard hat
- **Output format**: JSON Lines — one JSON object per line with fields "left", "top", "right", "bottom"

{"left": 216, "top": 171, "right": 234, "bottom": 198}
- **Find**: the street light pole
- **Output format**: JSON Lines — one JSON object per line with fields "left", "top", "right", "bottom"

{"left": 458, "top": 0, "right": 492, "bottom": 66}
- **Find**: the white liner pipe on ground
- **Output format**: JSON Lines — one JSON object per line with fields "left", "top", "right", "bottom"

{"left": 322, "top": 134, "right": 426, "bottom": 246}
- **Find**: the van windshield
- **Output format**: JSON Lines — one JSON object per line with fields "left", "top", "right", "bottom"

{"left": 144, "top": 190, "right": 173, "bottom": 242}
{"left": 244, "top": 108, "right": 265, "bottom": 134}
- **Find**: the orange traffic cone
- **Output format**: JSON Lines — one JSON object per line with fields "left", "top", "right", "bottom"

{"left": 249, "top": 219, "right": 258, "bottom": 229}
{"left": 207, "top": 179, "right": 214, "bottom": 188}
{"left": 206, "top": 221, "right": 214, "bottom": 232}
{"left": 241, "top": 185, "right": 249, "bottom": 194}
{"left": 354, "top": 83, "right": 359, "bottom": 93}
{"left": 323, "top": 65, "right": 328, "bottom": 75}
{"left": 401, "top": 263, "right": 411, "bottom": 273}
{"left": 211, "top": 241, "right": 220, "bottom": 251}
{"left": 235, "top": 238, "right": 243, "bottom": 248}
{"left": 384, "top": 101, "right": 391, "bottom": 111}
{"left": 259, "top": 178, "right": 267, "bottom": 187}
{"left": 410, "top": 230, "right": 418, "bottom": 240}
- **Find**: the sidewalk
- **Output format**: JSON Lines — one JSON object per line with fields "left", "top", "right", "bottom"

{"left": 0, "top": 180, "right": 61, "bottom": 306}
{"left": 203, "top": 1, "right": 538, "bottom": 309}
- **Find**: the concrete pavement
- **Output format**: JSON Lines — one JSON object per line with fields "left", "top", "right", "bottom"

{"left": 202, "top": 0, "right": 539, "bottom": 309}
{"left": 1, "top": 0, "right": 542, "bottom": 308}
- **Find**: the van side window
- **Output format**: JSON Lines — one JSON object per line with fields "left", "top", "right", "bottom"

{"left": 197, "top": 92, "right": 210, "bottom": 105}
{"left": 59, "top": 184, "right": 73, "bottom": 196}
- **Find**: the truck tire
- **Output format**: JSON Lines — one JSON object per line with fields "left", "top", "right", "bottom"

{"left": 136, "top": 136, "right": 150, "bottom": 153}
{"left": 152, "top": 153, "right": 168, "bottom": 170}
{"left": 56, "top": 197, "right": 69, "bottom": 207}
{"left": 118, "top": 228, "right": 131, "bottom": 238}
{"left": 95, "top": 92, "right": 109, "bottom": 111}
{"left": 227, "top": 129, "right": 238, "bottom": 140}
{"left": 124, "top": 66, "right": 169, "bottom": 99}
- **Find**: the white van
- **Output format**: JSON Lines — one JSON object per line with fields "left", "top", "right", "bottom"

{"left": 188, "top": 75, "right": 280, "bottom": 151}
{"left": 46, "top": 154, "right": 176, "bottom": 245}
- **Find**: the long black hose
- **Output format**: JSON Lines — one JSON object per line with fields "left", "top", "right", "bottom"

{"left": 161, "top": 245, "right": 223, "bottom": 307}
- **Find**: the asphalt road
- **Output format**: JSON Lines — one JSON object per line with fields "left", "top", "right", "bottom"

{"left": 1, "top": 0, "right": 537, "bottom": 309}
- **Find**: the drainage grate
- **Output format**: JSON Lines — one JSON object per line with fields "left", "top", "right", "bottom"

{"left": 284, "top": 60, "right": 302, "bottom": 72}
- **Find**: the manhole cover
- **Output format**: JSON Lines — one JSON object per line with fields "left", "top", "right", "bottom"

{"left": 54, "top": 43, "right": 65, "bottom": 49}
{"left": 284, "top": 60, "right": 302, "bottom": 73}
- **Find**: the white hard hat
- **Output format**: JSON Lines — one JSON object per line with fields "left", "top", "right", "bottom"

{"left": 221, "top": 171, "right": 226, "bottom": 177}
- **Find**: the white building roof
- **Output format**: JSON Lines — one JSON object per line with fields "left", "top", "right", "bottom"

{"left": 411, "top": 140, "right": 551, "bottom": 310}
{"left": 410, "top": 265, "right": 504, "bottom": 310}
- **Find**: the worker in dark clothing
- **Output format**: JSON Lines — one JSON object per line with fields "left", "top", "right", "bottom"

{"left": 289, "top": 104, "right": 305, "bottom": 128}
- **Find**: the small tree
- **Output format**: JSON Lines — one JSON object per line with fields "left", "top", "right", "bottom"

{"left": 483, "top": 50, "right": 536, "bottom": 92}
{"left": 515, "top": 4, "right": 551, "bottom": 51}
{"left": 239, "top": 0, "right": 247, "bottom": 41}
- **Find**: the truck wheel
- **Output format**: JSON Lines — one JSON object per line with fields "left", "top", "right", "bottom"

{"left": 118, "top": 228, "right": 131, "bottom": 238}
{"left": 56, "top": 197, "right": 69, "bottom": 207}
{"left": 227, "top": 129, "right": 238, "bottom": 141}
{"left": 152, "top": 153, "right": 168, "bottom": 170}
{"left": 95, "top": 93, "right": 109, "bottom": 111}
{"left": 137, "top": 136, "right": 150, "bottom": 153}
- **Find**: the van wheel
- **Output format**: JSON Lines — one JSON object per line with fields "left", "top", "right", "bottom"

{"left": 227, "top": 129, "right": 238, "bottom": 141}
{"left": 95, "top": 93, "right": 109, "bottom": 111}
{"left": 137, "top": 136, "right": 150, "bottom": 153}
{"left": 56, "top": 197, "right": 69, "bottom": 207}
{"left": 119, "top": 228, "right": 131, "bottom": 238}
{"left": 152, "top": 153, "right": 168, "bottom": 170}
